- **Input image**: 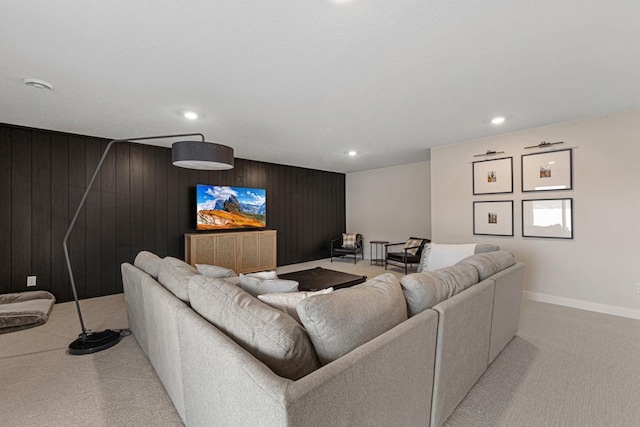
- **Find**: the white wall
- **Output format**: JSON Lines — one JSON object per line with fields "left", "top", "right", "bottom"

{"left": 431, "top": 110, "right": 640, "bottom": 319}
{"left": 346, "top": 161, "right": 431, "bottom": 259}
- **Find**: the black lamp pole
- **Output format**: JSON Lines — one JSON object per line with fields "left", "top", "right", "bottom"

{"left": 64, "top": 133, "right": 209, "bottom": 355}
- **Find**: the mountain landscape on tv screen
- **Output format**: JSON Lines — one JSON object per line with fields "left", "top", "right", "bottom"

{"left": 197, "top": 185, "right": 266, "bottom": 230}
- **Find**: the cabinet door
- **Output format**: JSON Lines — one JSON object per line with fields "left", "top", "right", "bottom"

{"left": 258, "top": 232, "right": 277, "bottom": 271}
{"left": 215, "top": 235, "right": 237, "bottom": 270}
{"left": 192, "top": 236, "right": 217, "bottom": 266}
{"left": 237, "top": 233, "right": 260, "bottom": 273}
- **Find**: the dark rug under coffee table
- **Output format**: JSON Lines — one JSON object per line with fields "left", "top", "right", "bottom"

{"left": 278, "top": 267, "right": 366, "bottom": 292}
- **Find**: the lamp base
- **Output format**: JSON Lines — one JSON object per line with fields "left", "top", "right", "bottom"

{"left": 68, "top": 329, "right": 122, "bottom": 355}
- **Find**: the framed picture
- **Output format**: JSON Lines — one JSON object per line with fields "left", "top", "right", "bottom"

{"left": 521, "top": 149, "right": 572, "bottom": 192}
{"left": 472, "top": 157, "right": 513, "bottom": 195}
{"left": 473, "top": 200, "right": 514, "bottom": 236}
{"left": 522, "top": 198, "right": 573, "bottom": 239}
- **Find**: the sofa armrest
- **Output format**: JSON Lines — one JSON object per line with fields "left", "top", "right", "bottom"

{"left": 121, "top": 263, "right": 150, "bottom": 355}
{"left": 178, "top": 309, "right": 290, "bottom": 426}
{"left": 488, "top": 262, "right": 525, "bottom": 363}
{"left": 430, "top": 279, "right": 495, "bottom": 427}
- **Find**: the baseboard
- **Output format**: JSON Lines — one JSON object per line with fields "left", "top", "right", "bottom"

{"left": 523, "top": 291, "right": 640, "bottom": 320}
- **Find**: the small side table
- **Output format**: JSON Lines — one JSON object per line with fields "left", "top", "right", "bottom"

{"left": 370, "top": 241, "right": 389, "bottom": 266}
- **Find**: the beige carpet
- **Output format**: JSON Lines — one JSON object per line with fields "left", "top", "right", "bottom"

{"left": 0, "top": 294, "right": 183, "bottom": 427}
{"left": 444, "top": 300, "right": 640, "bottom": 427}
{"left": 2, "top": 259, "right": 640, "bottom": 427}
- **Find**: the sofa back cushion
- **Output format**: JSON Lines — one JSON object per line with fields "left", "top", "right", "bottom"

{"left": 257, "top": 288, "right": 334, "bottom": 323}
{"left": 400, "top": 264, "right": 479, "bottom": 317}
{"left": 475, "top": 244, "right": 500, "bottom": 254}
{"left": 188, "top": 275, "right": 320, "bottom": 380}
{"left": 456, "top": 251, "right": 516, "bottom": 281}
{"left": 134, "top": 251, "right": 162, "bottom": 279}
{"left": 157, "top": 257, "right": 200, "bottom": 303}
{"left": 417, "top": 243, "right": 500, "bottom": 273}
{"left": 297, "top": 273, "right": 407, "bottom": 365}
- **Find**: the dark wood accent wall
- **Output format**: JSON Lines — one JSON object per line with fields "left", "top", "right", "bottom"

{"left": 0, "top": 124, "right": 346, "bottom": 302}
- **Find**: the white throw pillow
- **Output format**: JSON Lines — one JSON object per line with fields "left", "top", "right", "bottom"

{"left": 258, "top": 288, "right": 334, "bottom": 323}
{"left": 239, "top": 274, "right": 299, "bottom": 297}
{"left": 195, "top": 264, "right": 237, "bottom": 279}
{"left": 246, "top": 271, "right": 278, "bottom": 280}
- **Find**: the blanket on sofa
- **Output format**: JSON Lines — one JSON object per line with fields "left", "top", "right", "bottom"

{"left": 418, "top": 243, "right": 477, "bottom": 272}
{"left": 0, "top": 291, "right": 56, "bottom": 334}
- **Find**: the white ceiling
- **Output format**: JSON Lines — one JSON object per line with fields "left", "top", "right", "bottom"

{"left": 1, "top": 1, "right": 639, "bottom": 173}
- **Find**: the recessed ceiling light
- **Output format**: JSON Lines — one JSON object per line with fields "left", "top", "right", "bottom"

{"left": 22, "top": 78, "right": 54, "bottom": 91}
{"left": 348, "top": 150, "right": 357, "bottom": 156}
{"left": 183, "top": 111, "right": 199, "bottom": 120}
{"left": 491, "top": 116, "right": 506, "bottom": 125}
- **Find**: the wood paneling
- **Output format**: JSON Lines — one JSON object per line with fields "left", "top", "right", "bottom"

{"left": 0, "top": 127, "right": 12, "bottom": 294}
{"left": 31, "top": 131, "right": 51, "bottom": 295}
{"left": 11, "top": 128, "right": 32, "bottom": 292}
{"left": 50, "top": 133, "right": 69, "bottom": 300}
{"left": 0, "top": 123, "right": 346, "bottom": 302}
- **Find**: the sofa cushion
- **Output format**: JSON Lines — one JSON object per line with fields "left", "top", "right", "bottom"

{"left": 456, "top": 251, "right": 516, "bottom": 281}
{"left": 157, "top": 257, "right": 199, "bottom": 303}
{"left": 417, "top": 243, "right": 500, "bottom": 272}
{"left": 297, "top": 273, "right": 407, "bottom": 365}
{"left": 258, "top": 288, "right": 334, "bottom": 323}
{"left": 195, "top": 263, "right": 237, "bottom": 279}
{"left": 475, "top": 244, "right": 500, "bottom": 254}
{"left": 188, "top": 275, "right": 320, "bottom": 380}
{"left": 239, "top": 274, "right": 298, "bottom": 297}
{"left": 134, "top": 251, "right": 162, "bottom": 279}
{"left": 400, "top": 264, "right": 479, "bottom": 317}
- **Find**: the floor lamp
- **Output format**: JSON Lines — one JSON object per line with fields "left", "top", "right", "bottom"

{"left": 65, "top": 133, "right": 234, "bottom": 355}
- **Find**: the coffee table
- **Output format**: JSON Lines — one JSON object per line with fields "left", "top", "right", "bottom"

{"left": 278, "top": 267, "right": 367, "bottom": 292}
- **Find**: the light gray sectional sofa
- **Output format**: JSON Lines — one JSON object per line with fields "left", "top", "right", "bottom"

{"left": 122, "top": 248, "right": 524, "bottom": 427}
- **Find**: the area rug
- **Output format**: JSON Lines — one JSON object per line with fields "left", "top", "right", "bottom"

{"left": 0, "top": 291, "right": 56, "bottom": 334}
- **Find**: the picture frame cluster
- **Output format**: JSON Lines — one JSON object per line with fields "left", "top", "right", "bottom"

{"left": 471, "top": 148, "right": 574, "bottom": 239}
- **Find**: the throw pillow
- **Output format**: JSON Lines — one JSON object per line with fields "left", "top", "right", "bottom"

{"left": 297, "top": 273, "right": 407, "bottom": 365}
{"left": 157, "top": 257, "right": 199, "bottom": 303}
{"left": 239, "top": 274, "right": 299, "bottom": 297}
{"left": 195, "top": 264, "right": 237, "bottom": 279}
{"left": 342, "top": 233, "right": 357, "bottom": 249}
{"left": 246, "top": 270, "right": 278, "bottom": 280}
{"left": 258, "top": 288, "right": 334, "bottom": 323}
{"left": 404, "top": 238, "right": 423, "bottom": 255}
{"left": 188, "top": 275, "right": 320, "bottom": 380}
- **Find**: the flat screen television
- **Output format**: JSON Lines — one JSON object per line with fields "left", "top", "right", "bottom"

{"left": 196, "top": 184, "right": 266, "bottom": 231}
